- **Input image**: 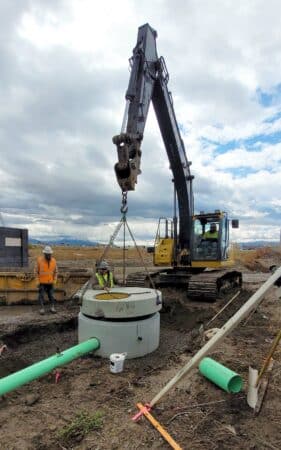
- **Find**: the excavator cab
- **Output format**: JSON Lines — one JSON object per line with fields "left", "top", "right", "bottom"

{"left": 191, "top": 211, "right": 238, "bottom": 268}
{"left": 153, "top": 212, "right": 237, "bottom": 269}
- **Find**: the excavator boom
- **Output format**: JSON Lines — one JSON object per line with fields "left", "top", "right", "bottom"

{"left": 113, "top": 23, "right": 194, "bottom": 254}
{"left": 114, "top": 24, "right": 242, "bottom": 300}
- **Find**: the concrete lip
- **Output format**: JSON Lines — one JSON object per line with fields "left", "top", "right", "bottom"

{"left": 81, "top": 286, "right": 162, "bottom": 319}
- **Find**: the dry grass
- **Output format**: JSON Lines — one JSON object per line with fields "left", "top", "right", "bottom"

{"left": 233, "top": 244, "right": 281, "bottom": 271}
{"left": 29, "top": 244, "right": 150, "bottom": 262}
{"left": 29, "top": 243, "right": 281, "bottom": 271}
{"left": 57, "top": 410, "right": 103, "bottom": 445}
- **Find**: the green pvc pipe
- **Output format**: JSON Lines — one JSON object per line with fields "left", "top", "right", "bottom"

{"left": 199, "top": 357, "right": 243, "bottom": 393}
{"left": 0, "top": 338, "right": 100, "bottom": 396}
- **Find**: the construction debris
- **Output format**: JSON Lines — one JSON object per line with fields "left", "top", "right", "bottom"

{"left": 0, "top": 246, "right": 280, "bottom": 449}
{"left": 147, "top": 266, "right": 281, "bottom": 408}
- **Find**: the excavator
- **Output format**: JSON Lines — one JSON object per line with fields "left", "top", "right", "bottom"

{"left": 113, "top": 24, "right": 242, "bottom": 300}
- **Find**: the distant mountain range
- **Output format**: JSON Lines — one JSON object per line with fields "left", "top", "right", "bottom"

{"left": 239, "top": 240, "right": 280, "bottom": 249}
{"left": 29, "top": 236, "right": 280, "bottom": 248}
{"left": 29, "top": 236, "right": 101, "bottom": 247}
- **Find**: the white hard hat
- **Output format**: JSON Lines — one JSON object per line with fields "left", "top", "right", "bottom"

{"left": 97, "top": 260, "right": 109, "bottom": 269}
{"left": 43, "top": 245, "right": 53, "bottom": 254}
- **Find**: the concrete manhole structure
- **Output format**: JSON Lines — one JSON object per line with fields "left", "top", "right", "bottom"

{"left": 78, "top": 287, "right": 162, "bottom": 358}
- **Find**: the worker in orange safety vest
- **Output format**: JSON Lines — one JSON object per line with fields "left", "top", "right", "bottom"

{"left": 35, "top": 246, "right": 58, "bottom": 315}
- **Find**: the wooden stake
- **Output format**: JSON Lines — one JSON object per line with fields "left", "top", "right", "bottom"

{"left": 136, "top": 403, "right": 183, "bottom": 450}
{"left": 255, "top": 359, "right": 274, "bottom": 414}
{"left": 206, "top": 290, "right": 241, "bottom": 327}
{"left": 255, "top": 329, "right": 281, "bottom": 387}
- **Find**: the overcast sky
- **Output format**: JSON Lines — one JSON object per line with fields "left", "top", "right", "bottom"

{"left": 1, "top": 0, "right": 281, "bottom": 244}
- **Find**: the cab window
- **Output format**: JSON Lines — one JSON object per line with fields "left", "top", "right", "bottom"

{"left": 192, "top": 219, "right": 220, "bottom": 260}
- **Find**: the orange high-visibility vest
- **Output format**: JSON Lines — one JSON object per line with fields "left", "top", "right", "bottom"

{"left": 36, "top": 256, "right": 58, "bottom": 284}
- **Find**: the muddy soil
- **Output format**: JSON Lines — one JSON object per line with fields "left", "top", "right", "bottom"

{"left": 0, "top": 260, "right": 281, "bottom": 449}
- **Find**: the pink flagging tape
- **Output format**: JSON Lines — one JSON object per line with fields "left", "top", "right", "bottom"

{"left": 132, "top": 403, "right": 151, "bottom": 421}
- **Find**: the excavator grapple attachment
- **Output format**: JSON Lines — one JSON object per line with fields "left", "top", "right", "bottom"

{"left": 113, "top": 133, "right": 142, "bottom": 191}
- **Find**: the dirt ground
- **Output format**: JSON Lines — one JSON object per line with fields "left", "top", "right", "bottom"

{"left": 0, "top": 247, "right": 281, "bottom": 450}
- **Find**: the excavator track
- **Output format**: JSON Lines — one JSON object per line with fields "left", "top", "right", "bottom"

{"left": 187, "top": 270, "right": 242, "bottom": 301}
{"left": 125, "top": 271, "right": 155, "bottom": 287}
{"left": 126, "top": 269, "right": 242, "bottom": 301}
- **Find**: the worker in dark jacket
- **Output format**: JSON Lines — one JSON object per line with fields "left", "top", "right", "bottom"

{"left": 35, "top": 245, "right": 58, "bottom": 314}
{"left": 92, "top": 260, "right": 118, "bottom": 292}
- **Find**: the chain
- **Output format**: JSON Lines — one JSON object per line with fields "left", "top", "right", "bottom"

{"left": 124, "top": 219, "right": 161, "bottom": 305}
{"left": 120, "top": 191, "right": 128, "bottom": 283}
{"left": 119, "top": 190, "right": 160, "bottom": 302}
{"left": 76, "top": 189, "right": 161, "bottom": 306}
{"left": 121, "top": 191, "right": 128, "bottom": 214}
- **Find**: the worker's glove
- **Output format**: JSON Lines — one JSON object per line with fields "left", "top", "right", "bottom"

{"left": 73, "top": 294, "right": 82, "bottom": 305}
{"left": 0, "top": 345, "right": 7, "bottom": 356}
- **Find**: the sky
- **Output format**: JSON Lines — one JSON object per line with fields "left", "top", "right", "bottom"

{"left": 0, "top": 0, "right": 281, "bottom": 244}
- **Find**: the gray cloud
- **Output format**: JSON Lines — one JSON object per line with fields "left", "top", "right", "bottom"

{"left": 0, "top": 0, "right": 280, "bottom": 242}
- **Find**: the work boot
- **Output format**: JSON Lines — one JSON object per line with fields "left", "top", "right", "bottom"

{"left": 39, "top": 308, "right": 45, "bottom": 315}
{"left": 50, "top": 305, "right": 56, "bottom": 314}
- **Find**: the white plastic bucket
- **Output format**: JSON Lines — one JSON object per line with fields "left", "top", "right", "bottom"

{"left": 110, "top": 353, "right": 127, "bottom": 373}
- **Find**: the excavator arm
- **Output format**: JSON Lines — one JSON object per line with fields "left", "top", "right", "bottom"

{"left": 113, "top": 23, "right": 194, "bottom": 253}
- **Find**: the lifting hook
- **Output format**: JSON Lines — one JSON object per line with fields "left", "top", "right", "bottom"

{"left": 121, "top": 191, "right": 128, "bottom": 214}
